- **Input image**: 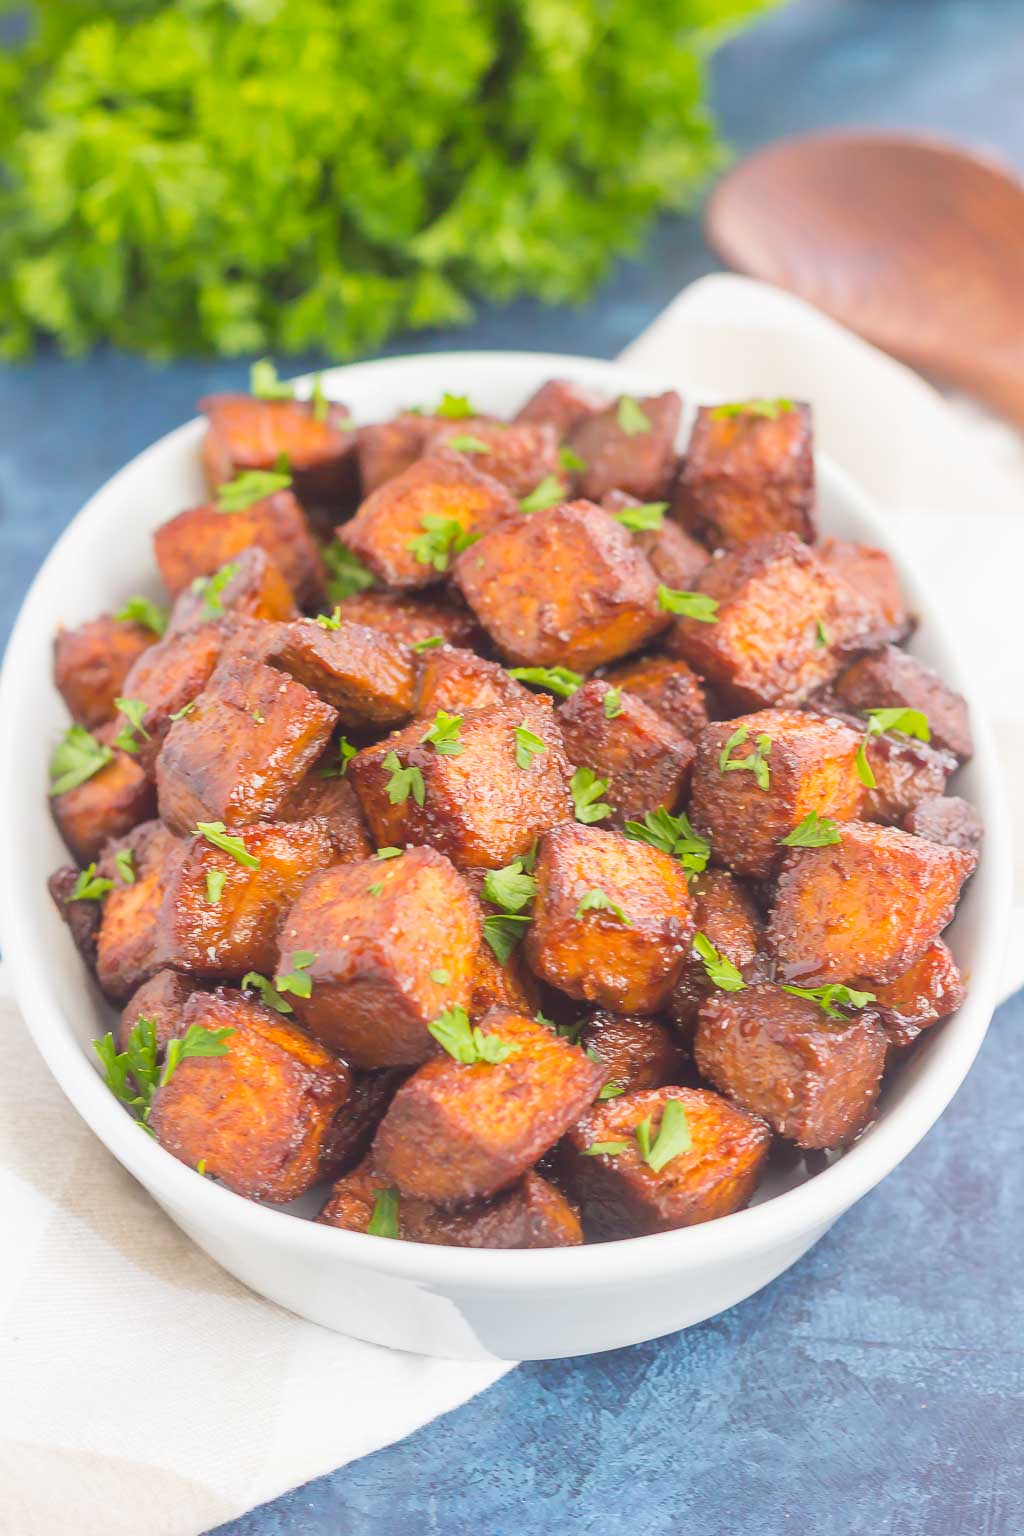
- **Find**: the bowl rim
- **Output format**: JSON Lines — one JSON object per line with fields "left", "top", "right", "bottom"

{"left": 0, "top": 347, "right": 1011, "bottom": 1293}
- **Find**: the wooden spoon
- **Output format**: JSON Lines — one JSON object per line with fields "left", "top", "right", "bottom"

{"left": 704, "top": 132, "right": 1024, "bottom": 427}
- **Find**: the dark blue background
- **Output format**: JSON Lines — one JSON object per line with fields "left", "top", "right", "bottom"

{"left": 3, "top": 0, "right": 1021, "bottom": 1530}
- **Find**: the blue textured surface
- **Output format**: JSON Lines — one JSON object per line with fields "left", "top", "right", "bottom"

{"left": 2, "top": 0, "right": 1021, "bottom": 1530}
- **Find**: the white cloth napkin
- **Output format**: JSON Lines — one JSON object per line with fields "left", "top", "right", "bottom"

{"left": 1, "top": 274, "right": 1020, "bottom": 1536}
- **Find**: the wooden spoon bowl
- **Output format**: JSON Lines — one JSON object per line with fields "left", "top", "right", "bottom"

{"left": 705, "top": 132, "right": 1024, "bottom": 427}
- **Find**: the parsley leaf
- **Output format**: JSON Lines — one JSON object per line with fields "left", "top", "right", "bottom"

{"left": 309, "top": 374, "right": 330, "bottom": 423}
{"left": 115, "top": 595, "right": 167, "bottom": 637}
{"left": 571, "top": 766, "right": 612, "bottom": 825}
{"left": 383, "top": 751, "right": 426, "bottom": 806}
{"left": 710, "top": 398, "right": 794, "bottom": 420}
{"left": 856, "top": 708, "right": 931, "bottom": 788}
{"left": 114, "top": 847, "right": 135, "bottom": 885}
{"left": 693, "top": 932, "right": 745, "bottom": 992}
{"left": 169, "top": 700, "right": 197, "bottom": 722}
{"left": 603, "top": 687, "right": 623, "bottom": 720}
{"left": 779, "top": 811, "right": 842, "bottom": 848}
{"left": 242, "top": 971, "right": 293, "bottom": 1014}
{"left": 420, "top": 709, "right": 464, "bottom": 756}
{"left": 411, "top": 635, "right": 445, "bottom": 653}
{"left": 446, "top": 433, "right": 490, "bottom": 453}
{"left": 215, "top": 467, "right": 291, "bottom": 512}
{"left": 483, "top": 858, "right": 536, "bottom": 913}
{"left": 815, "top": 616, "right": 830, "bottom": 648}
{"left": 275, "top": 949, "right": 316, "bottom": 1000}
{"left": 519, "top": 474, "right": 566, "bottom": 514}
{"left": 617, "top": 395, "right": 650, "bottom": 435}
{"left": 367, "top": 1187, "right": 400, "bottom": 1239}
{"left": 93, "top": 1016, "right": 233, "bottom": 1128}
{"left": 49, "top": 725, "right": 114, "bottom": 796}
{"left": 190, "top": 561, "right": 239, "bottom": 619}
{"left": 623, "top": 807, "right": 710, "bottom": 876}
{"left": 70, "top": 863, "right": 114, "bottom": 901}
{"left": 407, "top": 513, "right": 479, "bottom": 572}
{"left": 506, "top": 665, "right": 582, "bottom": 698}
{"left": 635, "top": 1099, "right": 691, "bottom": 1172}
{"left": 718, "top": 725, "right": 772, "bottom": 791}
{"left": 315, "top": 606, "right": 343, "bottom": 630}
{"left": 559, "top": 445, "right": 587, "bottom": 474}
{"left": 195, "top": 821, "right": 261, "bottom": 869}
{"left": 782, "top": 983, "right": 877, "bottom": 1019}
{"left": 575, "top": 889, "right": 632, "bottom": 925}
{"left": 597, "top": 1081, "right": 625, "bottom": 1101}
{"left": 376, "top": 846, "right": 403, "bottom": 859}
{"left": 427, "top": 1006, "right": 519, "bottom": 1065}
{"left": 612, "top": 502, "right": 667, "bottom": 532}
{"left": 250, "top": 358, "right": 293, "bottom": 400}
{"left": 430, "top": 968, "right": 450, "bottom": 985}
{"left": 206, "top": 869, "right": 226, "bottom": 904}
{"left": 482, "top": 912, "right": 531, "bottom": 964}
{"left": 583, "top": 1140, "right": 630, "bottom": 1157}
{"left": 514, "top": 721, "right": 547, "bottom": 770}
{"left": 657, "top": 585, "right": 719, "bottom": 623}
{"left": 112, "top": 696, "right": 150, "bottom": 754}
{"left": 320, "top": 736, "right": 357, "bottom": 778}
{"left": 322, "top": 541, "right": 375, "bottom": 602}
{"left": 434, "top": 392, "right": 476, "bottom": 419}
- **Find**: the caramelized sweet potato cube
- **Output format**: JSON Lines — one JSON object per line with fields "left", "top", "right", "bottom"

{"left": 818, "top": 538, "right": 912, "bottom": 644}
{"left": 833, "top": 645, "right": 973, "bottom": 761}
{"left": 526, "top": 822, "right": 695, "bottom": 1013}
{"left": 166, "top": 549, "right": 298, "bottom": 636}
{"left": 602, "top": 654, "right": 709, "bottom": 741}
{"left": 561, "top": 1086, "right": 771, "bottom": 1238}
{"left": 515, "top": 378, "right": 607, "bottom": 437}
{"left": 154, "top": 491, "right": 325, "bottom": 609}
{"left": 468, "top": 896, "right": 540, "bottom": 1020}
{"left": 569, "top": 392, "right": 681, "bottom": 503}
{"left": 558, "top": 678, "right": 694, "bottom": 826}
{"left": 670, "top": 533, "right": 876, "bottom": 710}
{"left": 372, "top": 1009, "right": 604, "bottom": 1205}
{"left": 154, "top": 817, "right": 337, "bottom": 980}
{"left": 577, "top": 1012, "right": 688, "bottom": 1095}
{"left": 339, "top": 452, "right": 518, "bottom": 590}
{"left": 356, "top": 413, "right": 433, "bottom": 494}
{"left": 48, "top": 865, "right": 102, "bottom": 970}
{"left": 320, "top": 1070, "right": 408, "bottom": 1179}
{"left": 676, "top": 402, "right": 814, "bottom": 548}
{"left": 200, "top": 393, "right": 357, "bottom": 511}
{"left": 454, "top": 500, "right": 666, "bottom": 671}
{"left": 276, "top": 767, "right": 373, "bottom": 861}
{"left": 54, "top": 615, "right": 157, "bottom": 729}
{"left": 277, "top": 845, "right": 479, "bottom": 1068}
{"left": 415, "top": 645, "right": 531, "bottom": 718}
{"left": 667, "top": 869, "right": 764, "bottom": 1037}
{"left": 689, "top": 709, "right": 864, "bottom": 878}
{"left": 901, "top": 795, "right": 983, "bottom": 852}
{"left": 95, "top": 821, "right": 181, "bottom": 1000}
{"left": 261, "top": 619, "right": 415, "bottom": 728}
{"left": 51, "top": 728, "right": 156, "bottom": 865}
{"left": 337, "top": 589, "right": 483, "bottom": 650}
{"left": 117, "top": 969, "right": 202, "bottom": 1054}
{"left": 767, "top": 820, "right": 977, "bottom": 985}
{"left": 349, "top": 699, "right": 573, "bottom": 869}
{"left": 114, "top": 620, "right": 227, "bottom": 772}
{"left": 149, "top": 988, "right": 350, "bottom": 1202}
{"left": 867, "top": 939, "right": 966, "bottom": 1049}
{"left": 156, "top": 657, "right": 337, "bottom": 834}
{"left": 695, "top": 983, "right": 888, "bottom": 1149}
{"left": 860, "top": 733, "right": 955, "bottom": 825}
{"left": 428, "top": 419, "right": 560, "bottom": 498}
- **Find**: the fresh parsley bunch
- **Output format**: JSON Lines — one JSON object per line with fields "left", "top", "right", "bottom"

{"left": 0, "top": 0, "right": 773, "bottom": 360}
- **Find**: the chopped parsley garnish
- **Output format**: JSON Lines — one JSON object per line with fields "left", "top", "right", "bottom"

{"left": 514, "top": 721, "right": 547, "bottom": 770}
{"left": 575, "top": 888, "right": 632, "bottom": 925}
{"left": 190, "top": 561, "right": 239, "bottom": 619}
{"left": 507, "top": 665, "right": 582, "bottom": 698}
{"left": 367, "top": 1187, "right": 400, "bottom": 1239}
{"left": 322, "top": 541, "right": 375, "bottom": 602}
{"left": 48, "top": 725, "right": 113, "bottom": 796}
{"left": 114, "top": 847, "right": 135, "bottom": 885}
{"left": 597, "top": 1081, "right": 625, "bottom": 1101}
{"left": 427, "top": 1005, "right": 519, "bottom": 1065}
{"left": 623, "top": 807, "right": 710, "bottom": 877}
{"left": 446, "top": 433, "right": 490, "bottom": 454}
{"left": 571, "top": 766, "right": 612, "bottom": 825}
{"left": 603, "top": 687, "right": 623, "bottom": 720}
{"left": 320, "top": 736, "right": 357, "bottom": 778}
{"left": 855, "top": 707, "right": 931, "bottom": 788}
{"left": 93, "top": 1015, "right": 233, "bottom": 1130}
{"left": 368, "top": 882, "right": 383, "bottom": 897}
{"left": 430, "top": 968, "right": 451, "bottom": 985}
{"left": 484, "top": 858, "right": 537, "bottom": 913}
{"left": 169, "top": 700, "right": 197, "bottom": 721}
{"left": 482, "top": 913, "right": 531, "bottom": 964}
{"left": 718, "top": 725, "right": 772, "bottom": 791}
{"left": 407, "top": 513, "right": 479, "bottom": 572}
{"left": 420, "top": 709, "right": 464, "bottom": 756}
{"left": 635, "top": 1099, "right": 691, "bottom": 1172}
{"left": 69, "top": 863, "right": 114, "bottom": 901}
{"left": 309, "top": 373, "right": 330, "bottom": 423}
{"left": 241, "top": 971, "right": 293, "bottom": 1014}
{"left": 616, "top": 395, "right": 650, "bottom": 435}
{"left": 781, "top": 983, "right": 877, "bottom": 1019}
{"left": 215, "top": 467, "right": 291, "bottom": 512}
{"left": 411, "top": 635, "right": 445, "bottom": 653}
{"left": 559, "top": 445, "right": 587, "bottom": 473}
{"left": 115, "top": 595, "right": 167, "bottom": 637}
{"left": 693, "top": 932, "right": 745, "bottom": 992}
{"left": 612, "top": 502, "right": 667, "bottom": 532}
{"left": 434, "top": 391, "right": 476, "bottom": 419}
{"left": 519, "top": 474, "right": 566, "bottom": 514}
{"left": 815, "top": 617, "right": 830, "bottom": 648}
{"left": 205, "top": 870, "right": 226, "bottom": 904}
{"left": 315, "top": 606, "right": 343, "bottom": 630}
{"left": 710, "top": 398, "right": 794, "bottom": 421}
{"left": 383, "top": 751, "right": 426, "bottom": 806}
{"left": 275, "top": 949, "right": 316, "bottom": 1000}
{"left": 195, "top": 821, "right": 260, "bottom": 869}
{"left": 250, "top": 358, "right": 293, "bottom": 400}
{"left": 376, "top": 846, "right": 403, "bottom": 859}
{"left": 657, "top": 585, "right": 719, "bottom": 623}
{"left": 112, "top": 696, "right": 150, "bottom": 755}
{"left": 779, "top": 811, "right": 842, "bottom": 848}
{"left": 583, "top": 1140, "right": 630, "bottom": 1157}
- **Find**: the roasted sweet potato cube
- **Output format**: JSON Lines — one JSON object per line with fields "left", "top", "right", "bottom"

{"left": 277, "top": 845, "right": 480, "bottom": 1068}
{"left": 261, "top": 618, "right": 416, "bottom": 728}
{"left": 860, "top": 732, "right": 955, "bottom": 825}
{"left": 602, "top": 654, "right": 709, "bottom": 741}
{"left": 155, "top": 490, "right": 325, "bottom": 609}
{"left": 602, "top": 492, "right": 711, "bottom": 592}
{"left": 525, "top": 822, "right": 695, "bottom": 1013}
{"left": 428, "top": 419, "right": 561, "bottom": 499}
{"left": 200, "top": 392, "right": 358, "bottom": 511}
{"left": 319, "top": 1070, "right": 408, "bottom": 1179}
{"left": 577, "top": 1012, "right": 688, "bottom": 1095}
{"left": 337, "top": 589, "right": 483, "bottom": 650}
{"left": 339, "top": 452, "right": 518, "bottom": 590}
{"left": 767, "top": 820, "right": 977, "bottom": 985}
{"left": 54, "top": 615, "right": 157, "bottom": 729}
{"left": 867, "top": 939, "right": 966, "bottom": 1049}
{"left": 670, "top": 533, "right": 876, "bottom": 709}
{"left": 372, "top": 1009, "right": 604, "bottom": 1205}
{"left": 95, "top": 821, "right": 181, "bottom": 1000}
{"left": 515, "top": 378, "right": 607, "bottom": 437}
{"left": 454, "top": 500, "right": 666, "bottom": 671}
{"left": 676, "top": 402, "right": 814, "bottom": 548}
{"left": 561, "top": 1086, "right": 771, "bottom": 1238}
{"left": 558, "top": 678, "right": 694, "bottom": 826}
{"left": 833, "top": 645, "right": 973, "bottom": 761}
{"left": 113, "top": 620, "right": 227, "bottom": 773}
{"left": 689, "top": 709, "right": 864, "bottom": 879}
{"left": 48, "top": 865, "right": 102, "bottom": 970}
{"left": 468, "top": 895, "right": 540, "bottom": 1020}
{"left": 667, "top": 869, "right": 764, "bottom": 1037}
{"left": 51, "top": 727, "right": 156, "bottom": 865}
{"left": 276, "top": 767, "right": 373, "bottom": 861}
{"left": 156, "top": 657, "right": 337, "bottom": 834}
{"left": 117, "top": 969, "right": 202, "bottom": 1054}
{"left": 149, "top": 988, "right": 350, "bottom": 1202}
{"left": 154, "top": 817, "right": 338, "bottom": 980}
{"left": 901, "top": 795, "right": 983, "bottom": 852}
{"left": 356, "top": 413, "right": 433, "bottom": 494}
{"left": 415, "top": 645, "right": 531, "bottom": 717}
{"left": 568, "top": 392, "right": 681, "bottom": 503}
{"left": 695, "top": 984, "right": 888, "bottom": 1148}
{"left": 349, "top": 699, "right": 573, "bottom": 869}
{"left": 818, "top": 538, "right": 912, "bottom": 644}
{"left": 166, "top": 549, "right": 298, "bottom": 635}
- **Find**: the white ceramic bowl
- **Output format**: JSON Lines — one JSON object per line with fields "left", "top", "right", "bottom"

{"left": 0, "top": 352, "right": 1011, "bottom": 1361}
